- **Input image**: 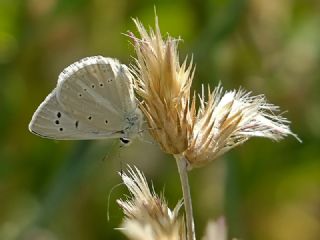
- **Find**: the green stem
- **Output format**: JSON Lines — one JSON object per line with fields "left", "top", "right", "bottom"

{"left": 174, "top": 154, "right": 195, "bottom": 240}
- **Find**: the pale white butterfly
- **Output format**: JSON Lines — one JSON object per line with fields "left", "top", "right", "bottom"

{"left": 29, "top": 56, "right": 143, "bottom": 145}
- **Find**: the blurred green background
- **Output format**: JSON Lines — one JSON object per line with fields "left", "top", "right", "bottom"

{"left": 1, "top": 0, "right": 319, "bottom": 239}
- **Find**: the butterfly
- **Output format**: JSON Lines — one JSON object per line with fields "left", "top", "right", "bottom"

{"left": 29, "top": 56, "right": 143, "bottom": 145}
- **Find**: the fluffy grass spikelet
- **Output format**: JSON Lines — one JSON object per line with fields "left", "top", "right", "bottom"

{"left": 130, "top": 15, "right": 299, "bottom": 170}
{"left": 131, "top": 17, "right": 195, "bottom": 154}
{"left": 117, "top": 166, "right": 186, "bottom": 240}
{"left": 184, "top": 84, "right": 301, "bottom": 169}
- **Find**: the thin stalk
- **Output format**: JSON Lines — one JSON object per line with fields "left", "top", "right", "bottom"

{"left": 174, "top": 154, "right": 195, "bottom": 240}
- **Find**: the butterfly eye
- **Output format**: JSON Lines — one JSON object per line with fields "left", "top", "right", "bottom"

{"left": 55, "top": 120, "right": 60, "bottom": 125}
{"left": 57, "top": 112, "right": 61, "bottom": 118}
{"left": 120, "top": 137, "right": 131, "bottom": 145}
{"left": 75, "top": 121, "right": 79, "bottom": 128}
{"left": 59, "top": 128, "right": 63, "bottom": 131}
{"left": 88, "top": 116, "right": 92, "bottom": 120}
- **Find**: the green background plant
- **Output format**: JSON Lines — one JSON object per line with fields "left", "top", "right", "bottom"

{"left": 0, "top": 0, "right": 319, "bottom": 239}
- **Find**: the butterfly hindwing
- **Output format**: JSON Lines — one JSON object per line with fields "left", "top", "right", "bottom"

{"left": 29, "top": 90, "right": 119, "bottom": 139}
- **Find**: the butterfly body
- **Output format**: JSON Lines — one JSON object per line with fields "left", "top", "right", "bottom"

{"left": 29, "top": 56, "right": 143, "bottom": 142}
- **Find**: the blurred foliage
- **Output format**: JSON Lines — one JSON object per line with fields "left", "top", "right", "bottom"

{"left": 0, "top": 0, "right": 319, "bottom": 240}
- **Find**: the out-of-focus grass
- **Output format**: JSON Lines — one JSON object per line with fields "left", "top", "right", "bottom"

{"left": 0, "top": 1, "right": 319, "bottom": 240}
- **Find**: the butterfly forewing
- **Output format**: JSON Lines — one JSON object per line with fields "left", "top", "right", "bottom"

{"left": 29, "top": 56, "right": 140, "bottom": 140}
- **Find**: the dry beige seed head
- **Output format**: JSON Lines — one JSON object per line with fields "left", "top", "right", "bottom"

{"left": 202, "top": 218, "right": 227, "bottom": 240}
{"left": 129, "top": 15, "right": 299, "bottom": 170}
{"left": 185, "top": 85, "right": 301, "bottom": 169}
{"left": 117, "top": 166, "right": 186, "bottom": 240}
{"left": 130, "top": 16, "right": 195, "bottom": 154}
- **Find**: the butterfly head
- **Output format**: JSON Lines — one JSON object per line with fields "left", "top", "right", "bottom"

{"left": 124, "top": 108, "right": 144, "bottom": 135}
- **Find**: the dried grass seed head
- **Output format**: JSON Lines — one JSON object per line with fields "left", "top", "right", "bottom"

{"left": 131, "top": 16, "right": 195, "bottom": 154}
{"left": 185, "top": 84, "right": 301, "bottom": 169}
{"left": 129, "top": 15, "right": 299, "bottom": 170}
{"left": 117, "top": 166, "right": 186, "bottom": 240}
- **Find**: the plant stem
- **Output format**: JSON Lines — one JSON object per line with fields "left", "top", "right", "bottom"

{"left": 174, "top": 154, "right": 195, "bottom": 240}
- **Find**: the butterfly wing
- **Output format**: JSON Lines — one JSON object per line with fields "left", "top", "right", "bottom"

{"left": 29, "top": 90, "right": 120, "bottom": 139}
{"left": 29, "top": 56, "right": 139, "bottom": 140}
